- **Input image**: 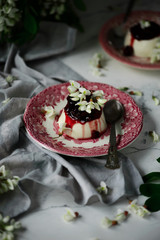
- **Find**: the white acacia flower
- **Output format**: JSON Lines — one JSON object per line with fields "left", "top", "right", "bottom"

{"left": 101, "top": 217, "right": 114, "bottom": 228}
{"left": 0, "top": 165, "right": 19, "bottom": 194}
{"left": 128, "top": 199, "right": 151, "bottom": 217}
{"left": 63, "top": 208, "right": 79, "bottom": 222}
{"left": 129, "top": 90, "right": 143, "bottom": 96}
{"left": 149, "top": 130, "right": 160, "bottom": 142}
{"left": 94, "top": 102, "right": 101, "bottom": 111}
{"left": 92, "top": 90, "right": 104, "bottom": 98}
{"left": 76, "top": 101, "right": 87, "bottom": 111}
{"left": 0, "top": 0, "right": 21, "bottom": 33}
{"left": 2, "top": 98, "right": 10, "bottom": 105}
{"left": 68, "top": 80, "right": 107, "bottom": 113}
{"left": 42, "top": 106, "right": 56, "bottom": 118}
{"left": 86, "top": 101, "right": 95, "bottom": 113}
{"left": 150, "top": 38, "right": 160, "bottom": 63}
{"left": 0, "top": 165, "right": 7, "bottom": 178}
{"left": 115, "top": 209, "right": 129, "bottom": 224}
{"left": 89, "top": 53, "right": 103, "bottom": 68}
{"left": 152, "top": 96, "right": 160, "bottom": 105}
{"left": 79, "top": 87, "right": 91, "bottom": 96}
{"left": 68, "top": 80, "right": 80, "bottom": 93}
{"left": 5, "top": 74, "right": 16, "bottom": 84}
{"left": 140, "top": 20, "right": 150, "bottom": 29}
{"left": 90, "top": 67, "right": 102, "bottom": 77}
{"left": 69, "top": 91, "right": 79, "bottom": 98}
{"left": 0, "top": 213, "right": 21, "bottom": 240}
{"left": 58, "top": 122, "right": 71, "bottom": 135}
{"left": 97, "top": 181, "right": 108, "bottom": 195}
{"left": 97, "top": 98, "right": 107, "bottom": 106}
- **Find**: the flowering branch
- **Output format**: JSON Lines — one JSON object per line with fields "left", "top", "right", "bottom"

{"left": 0, "top": 0, "right": 86, "bottom": 45}
{"left": 0, "top": 165, "right": 19, "bottom": 194}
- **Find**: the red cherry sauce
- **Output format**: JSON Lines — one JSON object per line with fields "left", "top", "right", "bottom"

{"left": 63, "top": 95, "right": 104, "bottom": 139}
{"left": 123, "top": 21, "right": 160, "bottom": 56}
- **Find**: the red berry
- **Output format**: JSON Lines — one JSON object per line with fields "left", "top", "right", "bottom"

{"left": 74, "top": 212, "right": 79, "bottom": 218}
{"left": 112, "top": 220, "right": 118, "bottom": 226}
{"left": 124, "top": 211, "right": 129, "bottom": 216}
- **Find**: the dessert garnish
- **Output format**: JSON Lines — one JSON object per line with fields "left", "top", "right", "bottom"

{"left": 57, "top": 80, "right": 107, "bottom": 139}
{"left": 68, "top": 80, "right": 107, "bottom": 114}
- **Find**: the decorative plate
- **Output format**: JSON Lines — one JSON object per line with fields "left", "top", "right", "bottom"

{"left": 23, "top": 82, "right": 143, "bottom": 157}
{"left": 99, "top": 11, "right": 160, "bottom": 70}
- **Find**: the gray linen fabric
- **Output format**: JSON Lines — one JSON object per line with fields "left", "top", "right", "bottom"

{"left": 0, "top": 22, "right": 76, "bottom": 63}
{"left": 0, "top": 54, "right": 143, "bottom": 217}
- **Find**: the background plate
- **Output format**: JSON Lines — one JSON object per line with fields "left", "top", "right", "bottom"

{"left": 99, "top": 11, "right": 160, "bottom": 70}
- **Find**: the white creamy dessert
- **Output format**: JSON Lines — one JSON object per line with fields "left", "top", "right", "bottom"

{"left": 57, "top": 81, "right": 107, "bottom": 140}
{"left": 123, "top": 20, "right": 160, "bottom": 61}
{"left": 58, "top": 108, "right": 107, "bottom": 139}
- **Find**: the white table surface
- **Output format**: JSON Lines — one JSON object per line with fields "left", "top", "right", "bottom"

{"left": 15, "top": 1, "right": 160, "bottom": 239}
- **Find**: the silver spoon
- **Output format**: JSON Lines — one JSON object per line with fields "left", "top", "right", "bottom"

{"left": 103, "top": 99, "right": 125, "bottom": 169}
{"left": 114, "top": 0, "right": 136, "bottom": 37}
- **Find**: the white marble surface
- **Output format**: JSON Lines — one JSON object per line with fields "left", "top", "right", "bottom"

{"left": 19, "top": 34, "right": 160, "bottom": 240}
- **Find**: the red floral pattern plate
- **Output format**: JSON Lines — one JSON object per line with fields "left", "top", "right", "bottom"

{"left": 99, "top": 11, "right": 160, "bottom": 70}
{"left": 23, "top": 82, "right": 143, "bottom": 157}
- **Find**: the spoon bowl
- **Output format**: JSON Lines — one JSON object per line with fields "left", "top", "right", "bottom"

{"left": 103, "top": 99, "right": 125, "bottom": 123}
{"left": 103, "top": 99, "right": 125, "bottom": 169}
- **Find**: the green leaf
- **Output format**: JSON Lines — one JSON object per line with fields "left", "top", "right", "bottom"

{"left": 73, "top": 0, "right": 86, "bottom": 11}
{"left": 24, "top": 10, "right": 38, "bottom": 35}
{"left": 157, "top": 157, "right": 160, "bottom": 163}
{"left": 143, "top": 172, "right": 160, "bottom": 183}
{"left": 140, "top": 183, "right": 160, "bottom": 197}
{"left": 145, "top": 195, "right": 160, "bottom": 212}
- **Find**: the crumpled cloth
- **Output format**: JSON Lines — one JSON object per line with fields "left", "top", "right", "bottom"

{"left": 0, "top": 22, "right": 76, "bottom": 63}
{"left": 0, "top": 54, "right": 143, "bottom": 217}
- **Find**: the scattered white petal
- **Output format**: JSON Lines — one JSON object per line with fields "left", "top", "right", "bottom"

{"left": 150, "top": 38, "right": 160, "bottom": 63}
{"left": 149, "top": 130, "right": 160, "bottom": 142}
{"left": 101, "top": 217, "right": 114, "bottom": 228}
{"left": 89, "top": 53, "right": 107, "bottom": 77}
{"left": 152, "top": 96, "right": 160, "bottom": 105}
{"left": 97, "top": 181, "right": 108, "bottom": 195}
{"left": 2, "top": 98, "right": 10, "bottom": 105}
{"left": 115, "top": 209, "right": 129, "bottom": 223}
{"left": 63, "top": 208, "right": 78, "bottom": 222}
{"left": 43, "top": 106, "right": 55, "bottom": 118}
{"left": 128, "top": 199, "right": 151, "bottom": 217}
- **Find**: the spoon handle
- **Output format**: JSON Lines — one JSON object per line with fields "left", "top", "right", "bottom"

{"left": 105, "top": 123, "right": 120, "bottom": 169}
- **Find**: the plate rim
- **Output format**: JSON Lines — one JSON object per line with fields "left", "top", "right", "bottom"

{"left": 23, "top": 82, "right": 143, "bottom": 157}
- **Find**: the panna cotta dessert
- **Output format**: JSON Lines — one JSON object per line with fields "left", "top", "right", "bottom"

{"left": 57, "top": 81, "right": 107, "bottom": 139}
{"left": 123, "top": 20, "right": 160, "bottom": 62}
